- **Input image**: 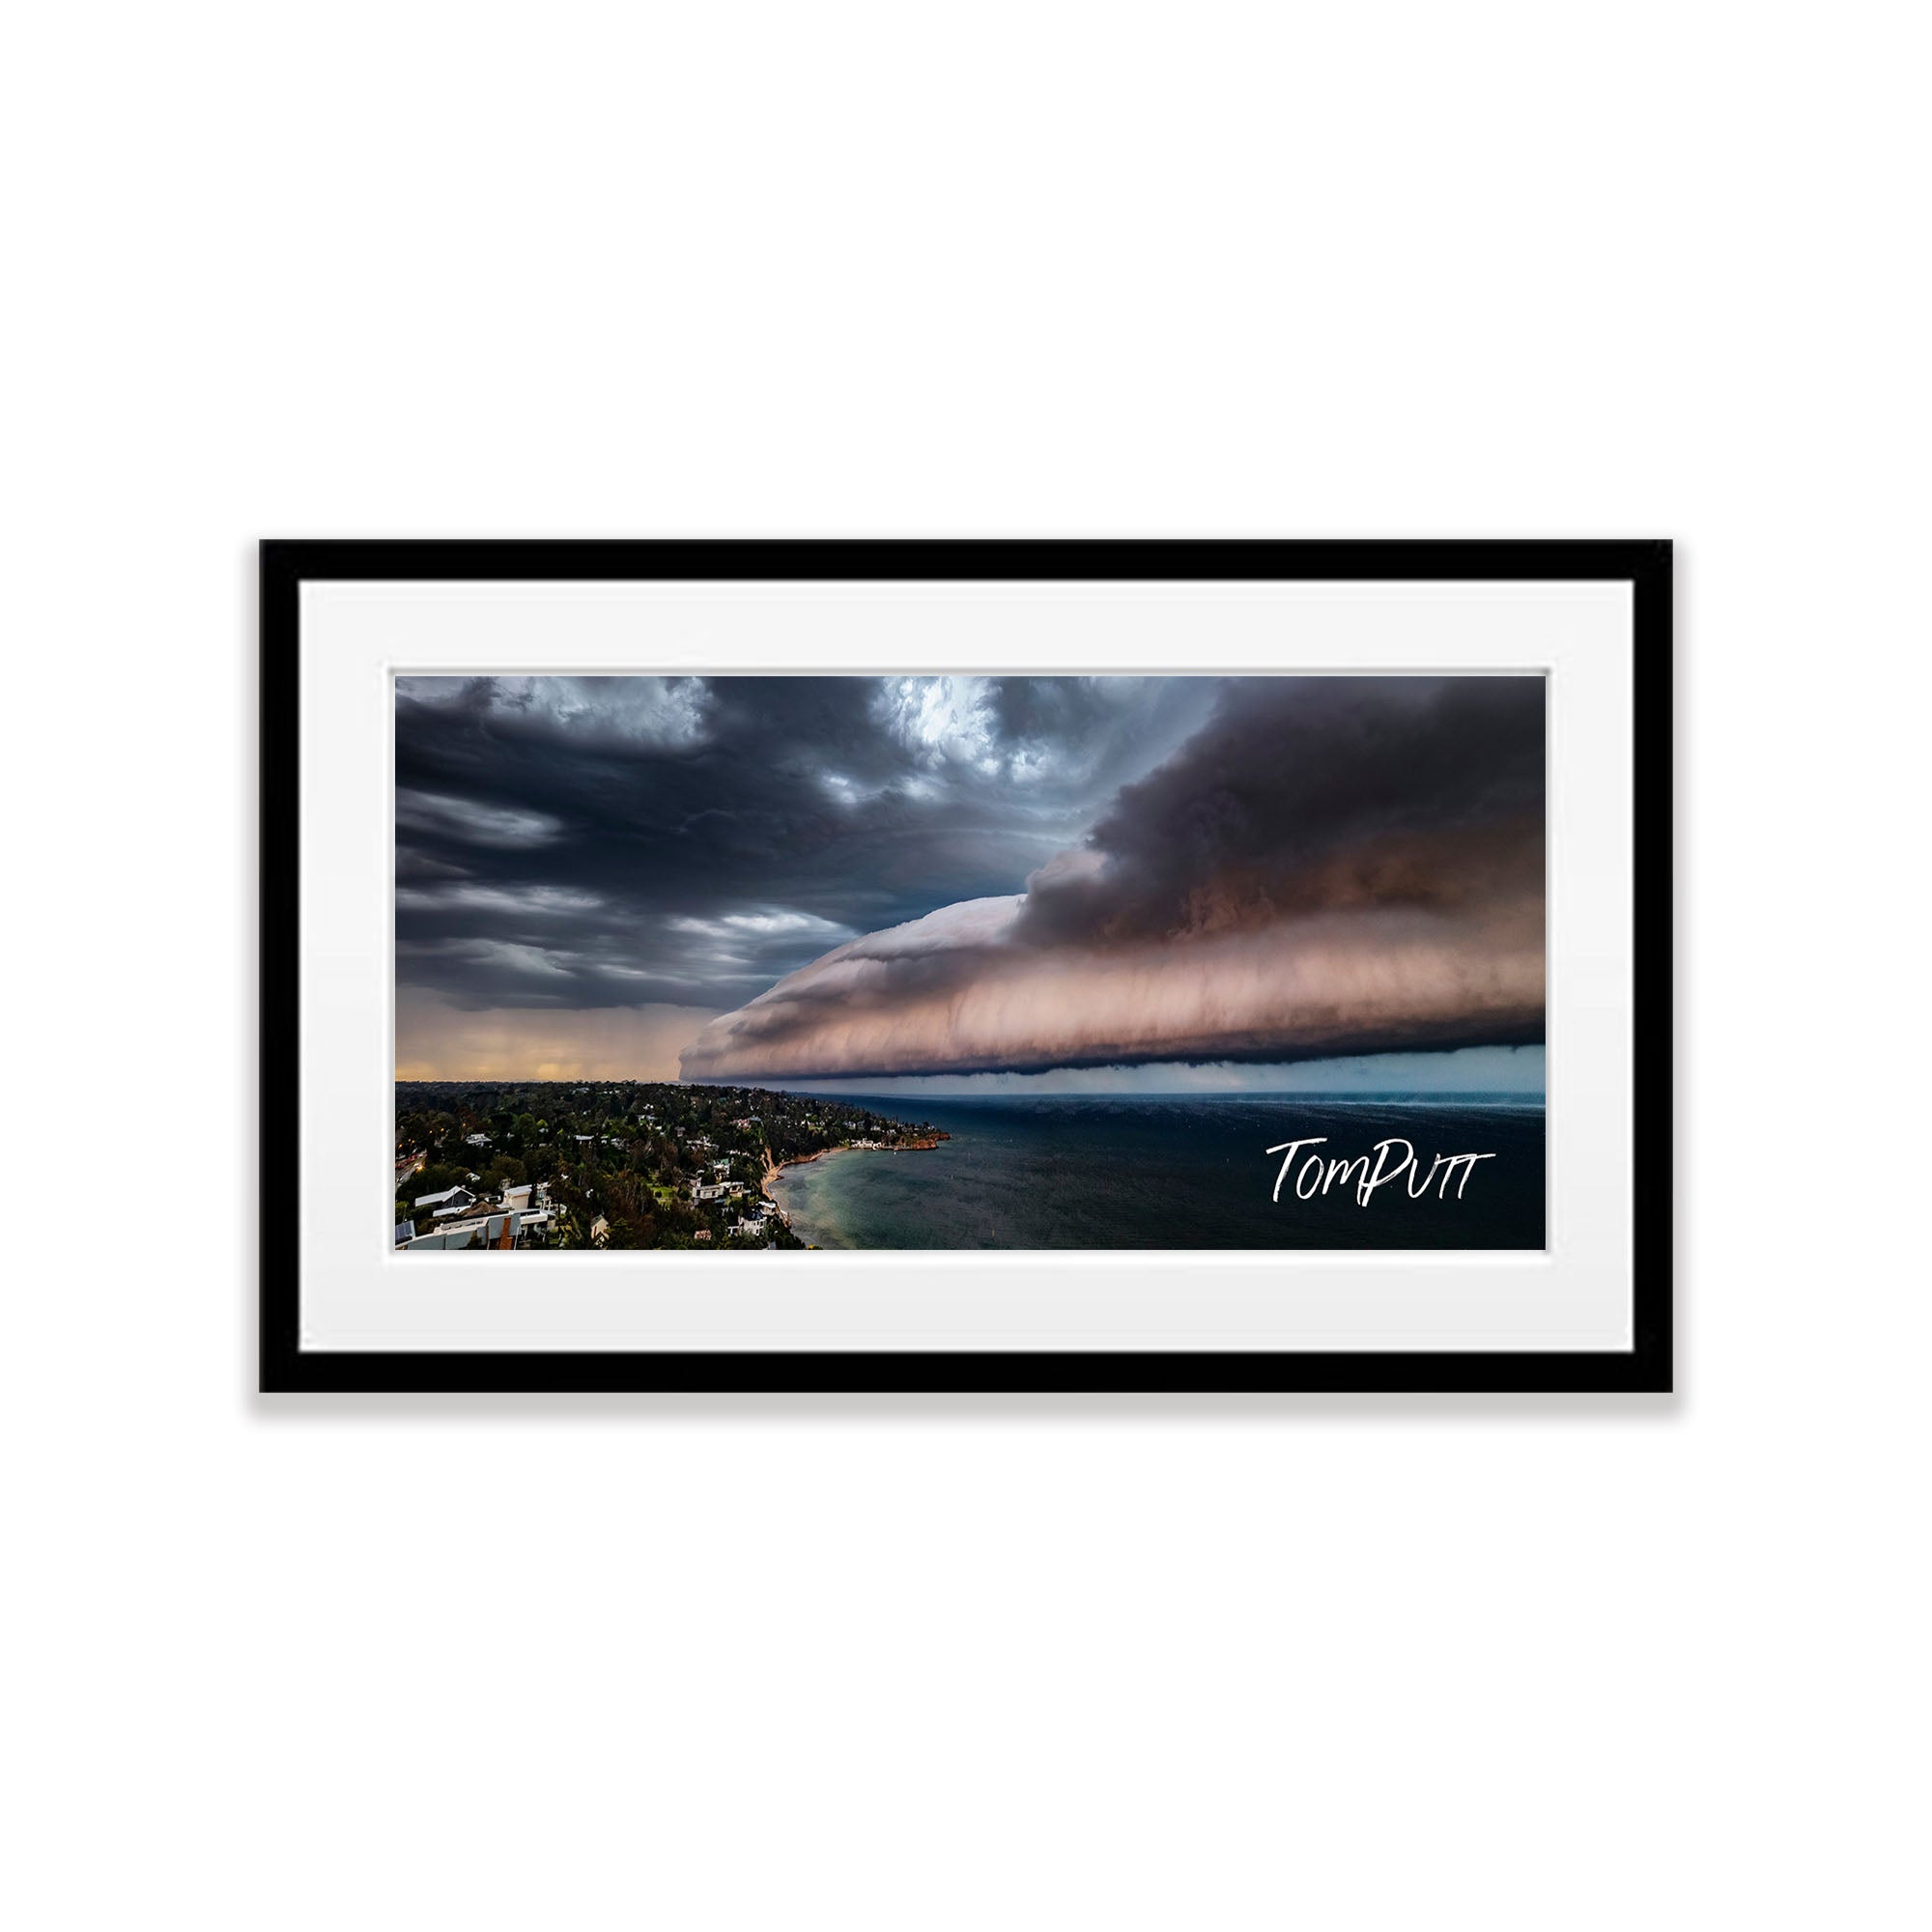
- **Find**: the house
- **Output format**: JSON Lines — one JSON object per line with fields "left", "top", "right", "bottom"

{"left": 691, "top": 1181, "right": 727, "bottom": 1202}
{"left": 414, "top": 1184, "right": 477, "bottom": 1214}
{"left": 393, "top": 1220, "right": 414, "bottom": 1248}
{"left": 590, "top": 1214, "right": 610, "bottom": 1244}
{"left": 693, "top": 1229, "right": 711, "bottom": 1241}
{"left": 404, "top": 1209, "right": 523, "bottom": 1252}
{"left": 464, "top": 1132, "right": 491, "bottom": 1148}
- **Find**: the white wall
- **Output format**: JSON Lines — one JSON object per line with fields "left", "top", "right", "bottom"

{"left": 6, "top": 5, "right": 1925, "bottom": 1927}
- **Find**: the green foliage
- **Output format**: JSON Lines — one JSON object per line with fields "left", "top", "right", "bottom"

{"left": 483, "top": 1155, "right": 527, "bottom": 1192}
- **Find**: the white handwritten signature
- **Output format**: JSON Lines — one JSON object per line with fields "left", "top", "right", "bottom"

{"left": 1266, "top": 1136, "right": 1496, "bottom": 1207}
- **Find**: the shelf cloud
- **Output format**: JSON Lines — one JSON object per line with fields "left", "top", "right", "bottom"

{"left": 679, "top": 677, "right": 1545, "bottom": 1081}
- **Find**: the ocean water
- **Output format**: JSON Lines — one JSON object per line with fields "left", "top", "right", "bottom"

{"left": 768, "top": 1095, "right": 1545, "bottom": 1250}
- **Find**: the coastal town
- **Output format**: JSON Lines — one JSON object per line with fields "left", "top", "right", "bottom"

{"left": 394, "top": 1081, "right": 948, "bottom": 1251}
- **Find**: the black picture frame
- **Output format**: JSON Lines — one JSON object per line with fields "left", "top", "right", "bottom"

{"left": 261, "top": 539, "right": 1672, "bottom": 1395}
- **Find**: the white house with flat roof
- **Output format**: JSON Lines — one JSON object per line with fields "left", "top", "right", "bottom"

{"left": 404, "top": 1208, "right": 523, "bottom": 1252}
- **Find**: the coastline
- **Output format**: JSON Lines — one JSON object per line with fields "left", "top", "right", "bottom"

{"left": 761, "top": 1137, "right": 947, "bottom": 1234}
{"left": 753, "top": 1095, "right": 1543, "bottom": 1250}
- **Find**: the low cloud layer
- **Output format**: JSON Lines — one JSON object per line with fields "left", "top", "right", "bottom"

{"left": 681, "top": 678, "right": 1545, "bottom": 1081}
{"left": 773, "top": 1043, "right": 1548, "bottom": 1100}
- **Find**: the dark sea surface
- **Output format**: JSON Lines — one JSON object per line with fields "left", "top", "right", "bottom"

{"left": 768, "top": 1095, "right": 1545, "bottom": 1250}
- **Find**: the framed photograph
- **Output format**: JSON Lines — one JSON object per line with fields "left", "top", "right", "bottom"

{"left": 261, "top": 540, "right": 1671, "bottom": 1393}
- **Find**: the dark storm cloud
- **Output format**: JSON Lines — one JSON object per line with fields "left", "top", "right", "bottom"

{"left": 394, "top": 674, "right": 1215, "bottom": 1015}
{"left": 681, "top": 678, "right": 1546, "bottom": 1081}
{"left": 1015, "top": 676, "right": 1546, "bottom": 948}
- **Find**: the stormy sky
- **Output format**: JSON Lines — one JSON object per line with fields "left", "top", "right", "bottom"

{"left": 395, "top": 674, "right": 1545, "bottom": 1089}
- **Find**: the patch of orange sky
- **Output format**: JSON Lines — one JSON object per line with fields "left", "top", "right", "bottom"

{"left": 395, "top": 991, "right": 720, "bottom": 1082}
